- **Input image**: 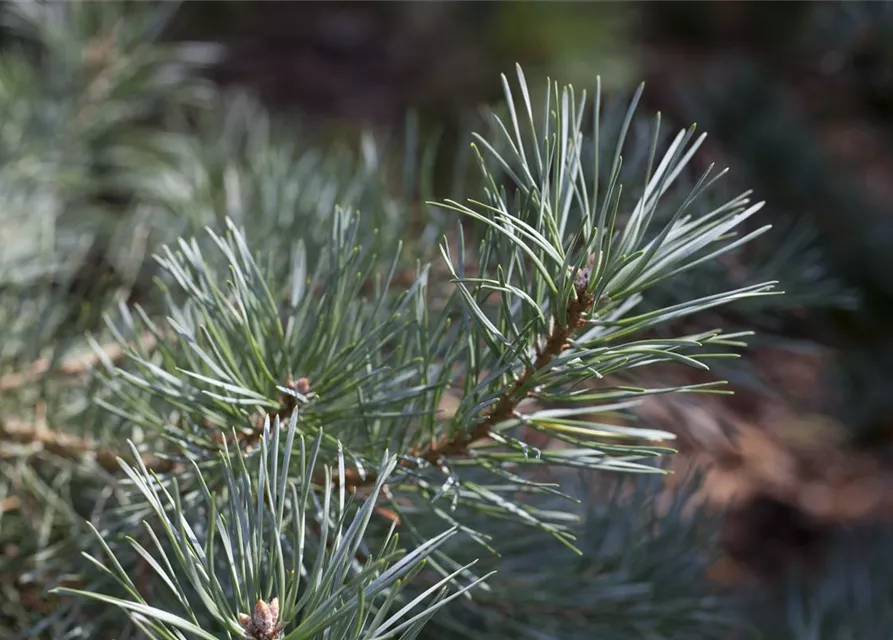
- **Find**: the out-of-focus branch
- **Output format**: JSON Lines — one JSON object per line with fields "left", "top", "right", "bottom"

{"left": 0, "top": 416, "right": 173, "bottom": 473}
{"left": 0, "top": 331, "right": 158, "bottom": 392}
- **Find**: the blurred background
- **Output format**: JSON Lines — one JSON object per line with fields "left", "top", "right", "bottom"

{"left": 5, "top": 0, "right": 893, "bottom": 636}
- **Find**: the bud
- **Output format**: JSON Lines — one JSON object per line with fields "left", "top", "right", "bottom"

{"left": 293, "top": 377, "right": 311, "bottom": 395}
{"left": 238, "top": 597, "right": 282, "bottom": 640}
{"left": 571, "top": 252, "right": 600, "bottom": 294}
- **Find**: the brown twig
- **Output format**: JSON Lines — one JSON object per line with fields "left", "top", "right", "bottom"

{"left": 1, "top": 372, "right": 303, "bottom": 483}
{"left": 336, "top": 282, "right": 595, "bottom": 489}
{"left": 0, "top": 496, "right": 20, "bottom": 513}
{"left": 0, "top": 417, "right": 173, "bottom": 473}
{"left": 0, "top": 331, "right": 168, "bottom": 473}
{"left": 0, "top": 331, "right": 158, "bottom": 392}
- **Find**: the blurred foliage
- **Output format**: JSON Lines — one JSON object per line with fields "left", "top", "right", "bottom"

{"left": 640, "top": 3, "right": 893, "bottom": 635}
{"left": 422, "top": 470, "right": 737, "bottom": 640}
{"left": 643, "top": 0, "right": 893, "bottom": 444}
{"left": 750, "top": 522, "right": 893, "bottom": 639}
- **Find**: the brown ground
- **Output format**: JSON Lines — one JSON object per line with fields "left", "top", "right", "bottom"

{"left": 636, "top": 344, "right": 893, "bottom": 583}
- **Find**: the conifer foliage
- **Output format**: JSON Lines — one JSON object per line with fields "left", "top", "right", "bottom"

{"left": 2, "top": 2, "right": 869, "bottom": 639}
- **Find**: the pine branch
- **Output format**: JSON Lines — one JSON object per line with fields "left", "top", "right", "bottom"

{"left": 53, "top": 417, "right": 489, "bottom": 640}
{"left": 3, "top": 43, "right": 790, "bottom": 636}
{"left": 336, "top": 278, "right": 595, "bottom": 490}
{"left": 82, "top": 66, "right": 779, "bottom": 576}
{"left": 435, "top": 282, "right": 594, "bottom": 457}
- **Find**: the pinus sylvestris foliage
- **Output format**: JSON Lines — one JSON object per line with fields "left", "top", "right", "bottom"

{"left": 4, "top": 2, "right": 870, "bottom": 639}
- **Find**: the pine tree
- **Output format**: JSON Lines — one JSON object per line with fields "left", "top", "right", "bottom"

{"left": 1, "top": 2, "right": 882, "bottom": 639}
